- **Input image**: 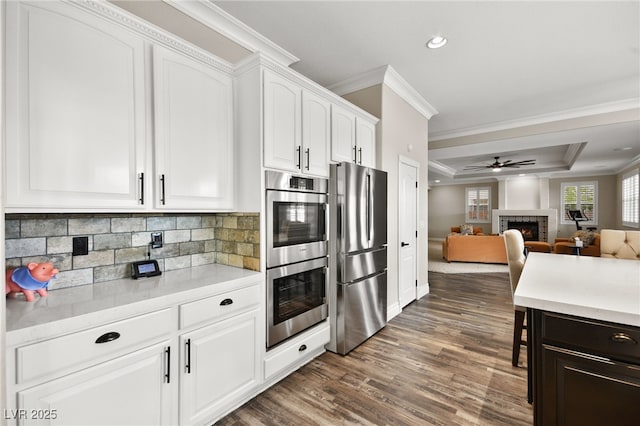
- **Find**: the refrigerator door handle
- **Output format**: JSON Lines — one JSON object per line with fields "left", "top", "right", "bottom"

{"left": 366, "top": 172, "right": 371, "bottom": 244}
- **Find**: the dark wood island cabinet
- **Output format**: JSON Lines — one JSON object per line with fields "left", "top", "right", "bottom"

{"left": 529, "top": 310, "right": 640, "bottom": 426}
{"left": 513, "top": 253, "right": 640, "bottom": 426}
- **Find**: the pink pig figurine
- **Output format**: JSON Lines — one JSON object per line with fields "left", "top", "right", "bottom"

{"left": 6, "top": 262, "right": 59, "bottom": 302}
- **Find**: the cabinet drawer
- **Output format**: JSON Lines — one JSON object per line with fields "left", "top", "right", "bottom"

{"left": 542, "top": 312, "right": 640, "bottom": 362}
{"left": 179, "top": 284, "right": 260, "bottom": 329}
{"left": 265, "top": 321, "right": 329, "bottom": 380}
{"left": 16, "top": 308, "right": 172, "bottom": 384}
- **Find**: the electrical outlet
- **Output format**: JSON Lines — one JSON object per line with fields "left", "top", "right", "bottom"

{"left": 72, "top": 236, "right": 89, "bottom": 256}
{"left": 151, "top": 232, "right": 163, "bottom": 249}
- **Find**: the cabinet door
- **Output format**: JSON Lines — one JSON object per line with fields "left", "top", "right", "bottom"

{"left": 180, "top": 310, "right": 259, "bottom": 425}
{"left": 302, "top": 91, "right": 331, "bottom": 177}
{"left": 263, "top": 69, "right": 302, "bottom": 172}
{"left": 540, "top": 345, "right": 640, "bottom": 426}
{"left": 153, "top": 45, "right": 234, "bottom": 210}
{"left": 330, "top": 105, "right": 356, "bottom": 164}
{"left": 356, "top": 118, "right": 376, "bottom": 168}
{"left": 4, "top": 1, "right": 147, "bottom": 210}
{"left": 17, "top": 342, "right": 174, "bottom": 426}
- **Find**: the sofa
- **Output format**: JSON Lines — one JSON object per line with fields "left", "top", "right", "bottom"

{"left": 600, "top": 229, "right": 640, "bottom": 259}
{"left": 553, "top": 231, "right": 601, "bottom": 257}
{"left": 442, "top": 234, "right": 508, "bottom": 264}
{"left": 450, "top": 226, "right": 484, "bottom": 235}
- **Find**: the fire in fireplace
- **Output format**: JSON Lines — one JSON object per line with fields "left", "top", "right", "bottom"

{"left": 508, "top": 221, "right": 539, "bottom": 241}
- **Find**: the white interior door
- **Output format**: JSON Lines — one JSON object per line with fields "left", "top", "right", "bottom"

{"left": 399, "top": 160, "right": 418, "bottom": 308}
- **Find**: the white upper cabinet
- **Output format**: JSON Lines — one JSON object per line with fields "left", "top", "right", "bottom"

{"left": 152, "top": 45, "right": 234, "bottom": 210}
{"left": 330, "top": 104, "right": 357, "bottom": 164}
{"left": 330, "top": 104, "right": 376, "bottom": 168}
{"left": 4, "top": 1, "right": 147, "bottom": 210}
{"left": 4, "top": 1, "right": 235, "bottom": 212}
{"left": 356, "top": 118, "right": 376, "bottom": 168}
{"left": 263, "top": 69, "right": 302, "bottom": 173}
{"left": 263, "top": 69, "right": 331, "bottom": 178}
{"left": 302, "top": 91, "right": 331, "bottom": 177}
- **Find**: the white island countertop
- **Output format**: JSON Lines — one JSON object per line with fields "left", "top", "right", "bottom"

{"left": 5, "top": 263, "right": 262, "bottom": 346}
{"left": 514, "top": 252, "right": 640, "bottom": 327}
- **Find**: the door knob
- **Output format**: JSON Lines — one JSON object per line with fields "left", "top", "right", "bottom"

{"left": 401, "top": 242, "right": 410, "bottom": 247}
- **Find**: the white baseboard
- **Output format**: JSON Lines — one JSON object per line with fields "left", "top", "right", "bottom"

{"left": 417, "top": 282, "right": 430, "bottom": 298}
{"left": 387, "top": 302, "right": 402, "bottom": 321}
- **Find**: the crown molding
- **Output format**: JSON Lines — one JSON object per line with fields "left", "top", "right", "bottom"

{"left": 328, "top": 65, "right": 438, "bottom": 120}
{"left": 163, "top": 0, "right": 299, "bottom": 68}
{"left": 73, "top": 0, "right": 233, "bottom": 72}
{"left": 430, "top": 98, "right": 640, "bottom": 142}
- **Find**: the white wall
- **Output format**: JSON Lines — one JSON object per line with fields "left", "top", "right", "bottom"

{"left": 498, "top": 176, "right": 551, "bottom": 210}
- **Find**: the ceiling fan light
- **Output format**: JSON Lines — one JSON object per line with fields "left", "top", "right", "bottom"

{"left": 426, "top": 36, "right": 447, "bottom": 49}
{"left": 492, "top": 167, "right": 502, "bottom": 172}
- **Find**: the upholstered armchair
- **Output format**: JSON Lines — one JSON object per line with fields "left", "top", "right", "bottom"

{"left": 553, "top": 231, "right": 601, "bottom": 256}
{"left": 600, "top": 229, "right": 640, "bottom": 260}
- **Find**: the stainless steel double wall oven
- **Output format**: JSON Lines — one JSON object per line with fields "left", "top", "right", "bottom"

{"left": 265, "top": 171, "right": 329, "bottom": 348}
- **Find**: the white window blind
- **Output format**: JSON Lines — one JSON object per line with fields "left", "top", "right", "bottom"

{"left": 560, "top": 181, "right": 597, "bottom": 225}
{"left": 466, "top": 187, "right": 491, "bottom": 223}
{"left": 622, "top": 170, "right": 639, "bottom": 227}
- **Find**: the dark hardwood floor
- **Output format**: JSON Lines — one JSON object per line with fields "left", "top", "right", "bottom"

{"left": 216, "top": 272, "right": 532, "bottom": 425}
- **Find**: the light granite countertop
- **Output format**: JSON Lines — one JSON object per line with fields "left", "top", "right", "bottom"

{"left": 514, "top": 252, "right": 640, "bottom": 326}
{"left": 6, "top": 264, "right": 263, "bottom": 346}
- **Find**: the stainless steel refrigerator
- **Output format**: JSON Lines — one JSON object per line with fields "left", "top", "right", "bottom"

{"left": 327, "top": 162, "right": 388, "bottom": 355}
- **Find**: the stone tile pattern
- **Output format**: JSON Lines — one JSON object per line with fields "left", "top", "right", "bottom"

{"left": 5, "top": 213, "right": 260, "bottom": 290}
{"left": 213, "top": 213, "right": 260, "bottom": 272}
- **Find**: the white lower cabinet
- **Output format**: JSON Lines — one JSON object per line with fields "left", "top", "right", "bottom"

{"left": 179, "top": 310, "right": 260, "bottom": 425}
{"left": 264, "top": 320, "right": 330, "bottom": 380}
{"left": 6, "top": 273, "right": 331, "bottom": 425}
{"left": 16, "top": 341, "right": 174, "bottom": 426}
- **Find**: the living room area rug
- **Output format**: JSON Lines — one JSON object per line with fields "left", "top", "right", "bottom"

{"left": 428, "top": 239, "right": 509, "bottom": 274}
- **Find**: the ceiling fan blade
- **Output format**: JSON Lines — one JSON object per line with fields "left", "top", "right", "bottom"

{"left": 463, "top": 157, "right": 536, "bottom": 171}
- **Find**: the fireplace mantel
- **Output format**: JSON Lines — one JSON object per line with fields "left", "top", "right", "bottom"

{"left": 492, "top": 209, "right": 558, "bottom": 243}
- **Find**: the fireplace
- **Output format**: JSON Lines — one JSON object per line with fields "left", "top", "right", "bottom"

{"left": 492, "top": 209, "right": 557, "bottom": 243}
{"left": 508, "top": 221, "right": 539, "bottom": 241}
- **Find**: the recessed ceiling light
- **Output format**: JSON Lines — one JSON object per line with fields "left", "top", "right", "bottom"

{"left": 426, "top": 36, "right": 447, "bottom": 49}
{"left": 434, "top": 179, "right": 441, "bottom": 183}
{"left": 613, "top": 147, "right": 633, "bottom": 151}
{"left": 519, "top": 174, "right": 526, "bottom": 177}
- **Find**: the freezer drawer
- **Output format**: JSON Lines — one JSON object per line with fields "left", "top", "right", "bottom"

{"left": 339, "top": 246, "right": 387, "bottom": 283}
{"left": 336, "top": 271, "right": 387, "bottom": 354}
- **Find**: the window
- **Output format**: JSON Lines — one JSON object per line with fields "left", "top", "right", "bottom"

{"left": 622, "top": 170, "right": 639, "bottom": 228}
{"left": 560, "top": 181, "right": 597, "bottom": 225}
{"left": 466, "top": 187, "right": 491, "bottom": 223}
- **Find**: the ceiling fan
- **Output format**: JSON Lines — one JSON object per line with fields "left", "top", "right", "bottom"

{"left": 464, "top": 156, "right": 536, "bottom": 172}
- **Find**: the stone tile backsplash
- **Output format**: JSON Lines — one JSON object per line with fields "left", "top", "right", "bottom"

{"left": 5, "top": 213, "right": 260, "bottom": 291}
